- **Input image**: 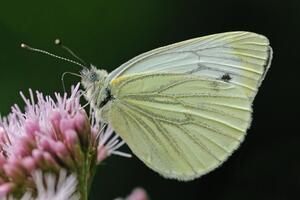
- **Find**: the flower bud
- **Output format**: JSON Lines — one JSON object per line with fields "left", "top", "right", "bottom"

{"left": 0, "top": 182, "right": 15, "bottom": 197}
{"left": 60, "top": 118, "right": 76, "bottom": 134}
{"left": 21, "top": 156, "right": 36, "bottom": 173}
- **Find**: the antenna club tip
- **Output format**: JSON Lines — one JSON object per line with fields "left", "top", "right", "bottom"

{"left": 21, "top": 43, "right": 27, "bottom": 48}
{"left": 55, "top": 39, "right": 61, "bottom": 45}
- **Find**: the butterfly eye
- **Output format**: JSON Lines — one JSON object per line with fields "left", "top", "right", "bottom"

{"left": 89, "top": 72, "right": 98, "bottom": 82}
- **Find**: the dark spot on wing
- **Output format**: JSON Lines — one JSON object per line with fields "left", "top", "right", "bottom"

{"left": 221, "top": 73, "right": 232, "bottom": 82}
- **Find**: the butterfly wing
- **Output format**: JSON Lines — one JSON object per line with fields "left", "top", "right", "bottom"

{"left": 105, "top": 73, "right": 252, "bottom": 180}
{"left": 108, "top": 31, "right": 272, "bottom": 99}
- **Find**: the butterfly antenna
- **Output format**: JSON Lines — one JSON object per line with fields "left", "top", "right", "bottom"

{"left": 54, "top": 39, "right": 88, "bottom": 66}
{"left": 21, "top": 43, "right": 88, "bottom": 70}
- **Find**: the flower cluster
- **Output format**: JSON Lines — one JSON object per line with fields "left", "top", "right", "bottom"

{"left": 0, "top": 84, "right": 130, "bottom": 199}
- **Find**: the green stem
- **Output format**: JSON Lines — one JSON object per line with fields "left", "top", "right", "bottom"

{"left": 79, "top": 158, "right": 89, "bottom": 200}
{"left": 79, "top": 147, "right": 97, "bottom": 200}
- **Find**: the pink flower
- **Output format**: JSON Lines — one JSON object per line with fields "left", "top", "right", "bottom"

{"left": 115, "top": 188, "right": 149, "bottom": 200}
{"left": 0, "top": 84, "right": 130, "bottom": 199}
{"left": 0, "top": 169, "right": 79, "bottom": 200}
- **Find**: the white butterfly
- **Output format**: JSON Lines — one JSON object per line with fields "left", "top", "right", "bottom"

{"left": 80, "top": 31, "right": 272, "bottom": 180}
{"left": 23, "top": 31, "right": 273, "bottom": 181}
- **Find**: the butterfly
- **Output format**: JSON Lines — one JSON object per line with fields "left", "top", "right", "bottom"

{"left": 23, "top": 31, "right": 273, "bottom": 181}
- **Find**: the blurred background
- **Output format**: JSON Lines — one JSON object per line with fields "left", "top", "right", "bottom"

{"left": 0, "top": 0, "right": 299, "bottom": 199}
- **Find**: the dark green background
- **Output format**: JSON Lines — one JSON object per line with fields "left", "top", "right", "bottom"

{"left": 1, "top": 0, "right": 299, "bottom": 199}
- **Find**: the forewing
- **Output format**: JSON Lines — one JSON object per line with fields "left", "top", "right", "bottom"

{"left": 108, "top": 31, "right": 272, "bottom": 99}
{"left": 108, "top": 74, "right": 252, "bottom": 180}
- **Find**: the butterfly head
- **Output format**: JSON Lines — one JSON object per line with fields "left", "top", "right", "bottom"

{"left": 80, "top": 65, "right": 108, "bottom": 100}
